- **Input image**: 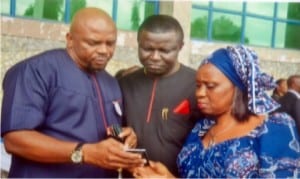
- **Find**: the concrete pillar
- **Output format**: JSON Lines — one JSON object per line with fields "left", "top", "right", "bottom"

{"left": 159, "top": 1, "right": 192, "bottom": 66}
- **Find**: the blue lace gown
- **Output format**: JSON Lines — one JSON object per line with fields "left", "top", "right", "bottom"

{"left": 177, "top": 113, "right": 300, "bottom": 178}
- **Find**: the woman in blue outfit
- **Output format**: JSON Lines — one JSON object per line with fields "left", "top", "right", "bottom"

{"left": 133, "top": 45, "right": 300, "bottom": 178}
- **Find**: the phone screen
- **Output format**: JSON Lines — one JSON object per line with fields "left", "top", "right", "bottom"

{"left": 125, "top": 148, "right": 149, "bottom": 166}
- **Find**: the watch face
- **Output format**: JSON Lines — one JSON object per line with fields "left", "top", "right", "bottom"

{"left": 71, "top": 150, "right": 82, "bottom": 163}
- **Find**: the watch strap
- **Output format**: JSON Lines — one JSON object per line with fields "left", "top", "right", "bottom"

{"left": 74, "top": 143, "right": 84, "bottom": 151}
{"left": 71, "top": 143, "right": 84, "bottom": 164}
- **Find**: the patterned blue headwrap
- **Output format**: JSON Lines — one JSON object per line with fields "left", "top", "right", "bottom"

{"left": 201, "top": 45, "right": 280, "bottom": 114}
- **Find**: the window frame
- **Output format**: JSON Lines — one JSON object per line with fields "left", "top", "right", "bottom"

{"left": 192, "top": 2, "right": 300, "bottom": 49}
{"left": 4, "top": 0, "right": 159, "bottom": 25}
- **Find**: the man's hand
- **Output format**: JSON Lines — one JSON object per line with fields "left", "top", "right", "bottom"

{"left": 119, "top": 127, "right": 137, "bottom": 148}
{"left": 82, "top": 137, "right": 143, "bottom": 170}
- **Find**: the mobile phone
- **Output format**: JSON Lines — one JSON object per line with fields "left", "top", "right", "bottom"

{"left": 125, "top": 148, "right": 150, "bottom": 166}
{"left": 108, "top": 124, "right": 124, "bottom": 143}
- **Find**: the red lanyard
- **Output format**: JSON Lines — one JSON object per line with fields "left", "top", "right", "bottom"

{"left": 146, "top": 79, "right": 158, "bottom": 123}
{"left": 91, "top": 74, "right": 108, "bottom": 129}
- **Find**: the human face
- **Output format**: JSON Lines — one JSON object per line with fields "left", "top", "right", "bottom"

{"left": 195, "top": 63, "right": 236, "bottom": 116}
{"left": 278, "top": 80, "right": 287, "bottom": 95}
{"left": 138, "top": 31, "right": 183, "bottom": 77}
{"left": 67, "top": 18, "right": 116, "bottom": 72}
{"left": 294, "top": 77, "right": 300, "bottom": 93}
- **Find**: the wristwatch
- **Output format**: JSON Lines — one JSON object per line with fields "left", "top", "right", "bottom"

{"left": 70, "top": 143, "right": 84, "bottom": 164}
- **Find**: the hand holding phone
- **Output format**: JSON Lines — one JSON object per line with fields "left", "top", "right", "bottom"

{"left": 125, "top": 148, "right": 150, "bottom": 166}
{"left": 108, "top": 124, "right": 124, "bottom": 143}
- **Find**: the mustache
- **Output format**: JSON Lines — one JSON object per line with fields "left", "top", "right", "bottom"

{"left": 144, "top": 62, "right": 162, "bottom": 66}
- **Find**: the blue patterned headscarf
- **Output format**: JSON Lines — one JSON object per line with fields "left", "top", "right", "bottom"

{"left": 201, "top": 45, "right": 280, "bottom": 114}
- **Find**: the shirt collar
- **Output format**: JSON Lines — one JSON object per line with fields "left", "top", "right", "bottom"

{"left": 288, "top": 89, "right": 300, "bottom": 99}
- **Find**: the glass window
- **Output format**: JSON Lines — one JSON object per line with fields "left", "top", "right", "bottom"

{"left": 191, "top": 9, "right": 208, "bottom": 39}
{"left": 69, "top": 0, "right": 113, "bottom": 21}
{"left": 213, "top": 2, "right": 243, "bottom": 12}
{"left": 277, "top": 3, "right": 289, "bottom": 19}
{"left": 247, "top": 2, "right": 274, "bottom": 17}
{"left": 277, "top": 3, "right": 300, "bottom": 20}
{"left": 1, "top": 0, "right": 10, "bottom": 14}
{"left": 116, "top": 0, "right": 155, "bottom": 31}
{"left": 144, "top": 1, "right": 157, "bottom": 18}
{"left": 245, "top": 17, "right": 272, "bottom": 47}
{"left": 285, "top": 3, "right": 300, "bottom": 21}
{"left": 276, "top": 22, "right": 300, "bottom": 49}
{"left": 16, "top": 0, "right": 35, "bottom": 17}
{"left": 275, "top": 22, "right": 287, "bottom": 48}
{"left": 283, "top": 23, "right": 300, "bottom": 49}
{"left": 192, "top": 1, "right": 209, "bottom": 7}
{"left": 69, "top": 0, "right": 86, "bottom": 20}
{"left": 85, "top": 0, "right": 113, "bottom": 16}
{"left": 212, "top": 13, "right": 242, "bottom": 43}
{"left": 16, "top": 0, "right": 65, "bottom": 21}
{"left": 275, "top": 3, "right": 300, "bottom": 49}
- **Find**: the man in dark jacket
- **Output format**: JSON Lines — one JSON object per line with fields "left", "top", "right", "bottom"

{"left": 277, "top": 75, "right": 300, "bottom": 133}
{"left": 118, "top": 15, "right": 202, "bottom": 177}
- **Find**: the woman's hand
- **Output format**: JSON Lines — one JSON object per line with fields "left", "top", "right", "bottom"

{"left": 133, "top": 161, "right": 175, "bottom": 178}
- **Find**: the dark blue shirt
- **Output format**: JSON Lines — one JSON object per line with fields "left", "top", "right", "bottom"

{"left": 1, "top": 49, "right": 123, "bottom": 178}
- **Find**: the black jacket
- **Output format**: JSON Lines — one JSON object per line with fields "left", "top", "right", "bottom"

{"left": 277, "top": 91, "right": 300, "bottom": 133}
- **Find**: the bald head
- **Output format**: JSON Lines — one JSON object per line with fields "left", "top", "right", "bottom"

{"left": 70, "top": 7, "right": 115, "bottom": 34}
{"left": 66, "top": 7, "right": 117, "bottom": 72}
